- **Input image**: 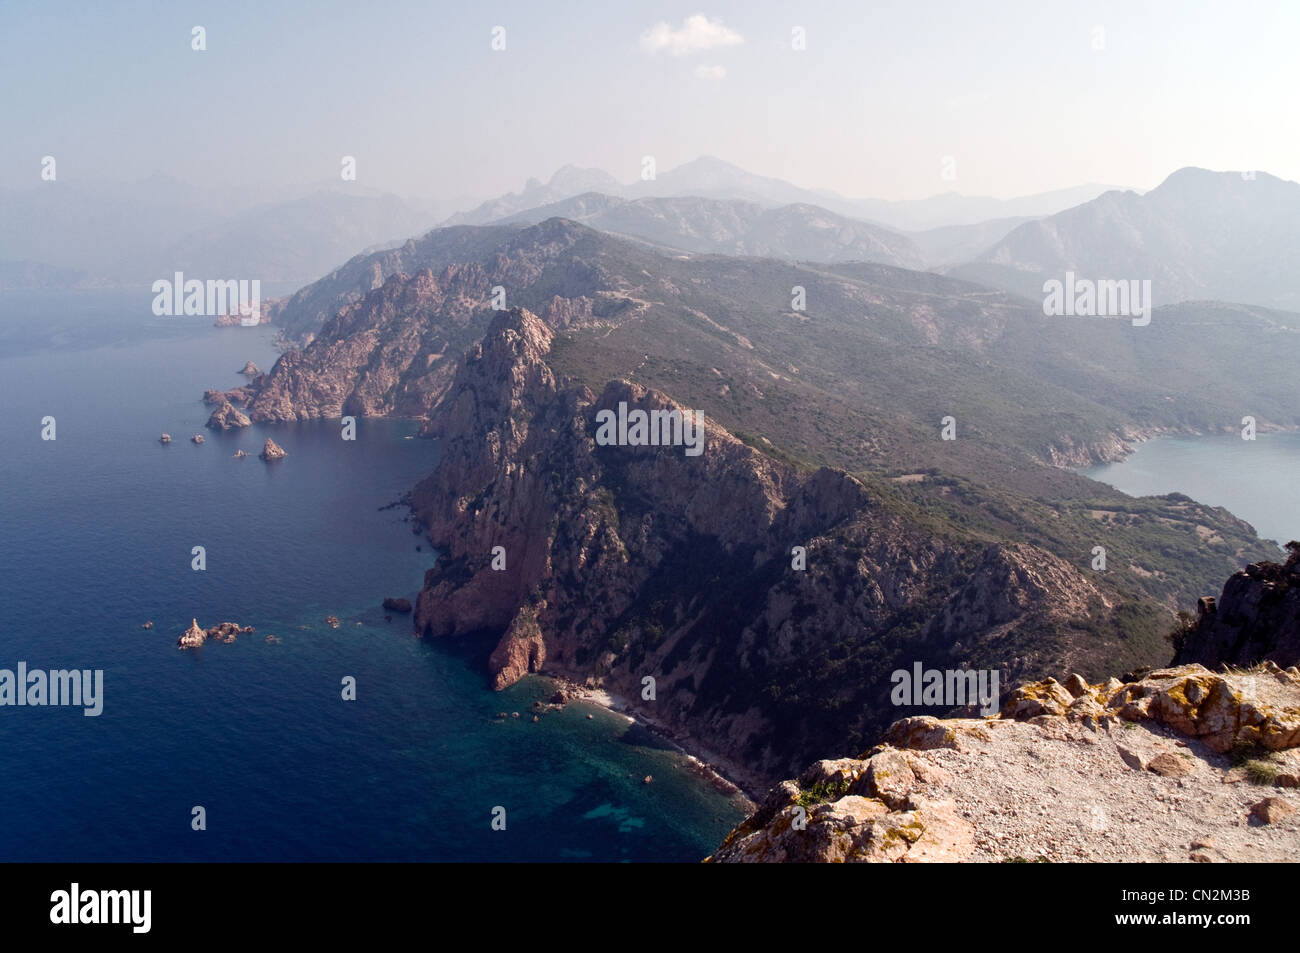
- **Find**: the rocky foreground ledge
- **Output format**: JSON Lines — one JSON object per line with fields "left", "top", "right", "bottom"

{"left": 707, "top": 663, "right": 1300, "bottom": 862}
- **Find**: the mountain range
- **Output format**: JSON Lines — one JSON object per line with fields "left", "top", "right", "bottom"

{"left": 445, "top": 156, "right": 1124, "bottom": 232}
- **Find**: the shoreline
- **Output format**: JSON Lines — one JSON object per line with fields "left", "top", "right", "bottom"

{"left": 1075, "top": 422, "right": 1300, "bottom": 470}
{"left": 539, "top": 671, "right": 762, "bottom": 809}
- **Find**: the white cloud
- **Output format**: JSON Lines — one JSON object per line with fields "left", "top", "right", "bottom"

{"left": 641, "top": 15, "right": 743, "bottom": 57}
{"left": 693, "top": 64, "right": 727, "bottom": 80}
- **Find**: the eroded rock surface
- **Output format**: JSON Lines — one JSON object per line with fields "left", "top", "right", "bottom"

{"left": 709, "top": 664, "right": 1300, "bottom": 862}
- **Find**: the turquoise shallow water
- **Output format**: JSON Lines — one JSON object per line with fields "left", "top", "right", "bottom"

{"left": 0, "top": 291, "right": 747, "bottom": 861}
{"left": 1082, "top": 433, "right": 1300, "bottom": 550}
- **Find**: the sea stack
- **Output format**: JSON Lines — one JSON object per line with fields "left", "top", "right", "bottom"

{"left": 191, "top": 433, "right": 204, "bottom": 444}
{"left": 206, "top": 399, "right": 252, "bottom": 431}
{"left": 178, "top": 618, "right": 206, "bottom": 648}
{"left": 238, "top": 361, "right": 262, "bottom": 377}
{"left": 159, "top": 433, "right": 171, "bottom": 444}
{"left": 260, "top": 438, "right": 287, "bottom": 461}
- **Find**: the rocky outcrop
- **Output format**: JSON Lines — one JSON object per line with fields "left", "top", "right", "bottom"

{"left": 190, "top": 434, "right": 204, "bottom": 444}
{"left": 259, "top": 438, "right": 287, "bottom": 461}
{"left": 410, "top": 307, "right": 1126, "bottom": 787}
{"left": 1174, "top": 545, "right": 1300, "bottom": 668}
{"left": 1003, "top": 662, "right": 1300, "bottom": 752}
{"left": 178, "top": 619, "right": 253, "bottom": 648}
{"left": 487, "top": 605, "right": 547, "bottom": 691}
{"left": 205, "top": 399, "right": 251, "bottom": 431}
{"left": 382, "top": 597, "right": 412, "bottom": 613}
{"left": 159, "top": 433, "right": 171, "bottom": 444}
{"left": 709, "top": 664, "right": 1300, "bottom": 862}
{"left": 238, "top": 361, "right": 262, "bottom": 377}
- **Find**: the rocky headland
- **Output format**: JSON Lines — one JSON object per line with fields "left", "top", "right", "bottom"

{"left": 408, "top": 306, "right": 1134, "bottom": 790}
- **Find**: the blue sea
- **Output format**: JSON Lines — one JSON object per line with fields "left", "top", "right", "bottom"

{"left": 0, "top": 290, "right": 748, "bottom": 862}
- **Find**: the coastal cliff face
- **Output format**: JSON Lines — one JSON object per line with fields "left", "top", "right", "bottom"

{"left": 1174, "top": 546, "right": 1300, "bottom": 668}
{"left": 708, "top": 663, "right": 1300, "bottom": 862}
{"left": 409, "top": 307, "right": 1125, "bottom": 788}
{"left": 239, "top": 220, "right": 639, "bottom": 422}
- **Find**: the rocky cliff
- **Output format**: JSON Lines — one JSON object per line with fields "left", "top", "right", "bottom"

{"left": 237, "top": 219, "right": 638, "bottom": 422}
{"left": 1174, "top": 544, "right": 1300, "bottom": 668}
{"left": 409, "top": 307, "right": 1131, "bottom": 789}
{"left": 708, "top": 663, "right": 1300, "bottom": 862}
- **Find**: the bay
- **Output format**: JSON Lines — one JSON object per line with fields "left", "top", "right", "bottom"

{"left": 0, "top": 291, "right": 747, "bottom": 862}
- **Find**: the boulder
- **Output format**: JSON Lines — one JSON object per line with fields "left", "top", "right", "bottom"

{"left": 1249, "top": 797, "right": 1295, "bottom": 824}
{"left": 1148, "top": 752, "right": 1194, "bottom": 778}
{"left": 852, "top": 748, "right": 916, "bottom": 809}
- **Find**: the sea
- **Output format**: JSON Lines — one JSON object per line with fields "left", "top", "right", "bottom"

{"left": 0, "top": 290, "right": 748, "bottom": 862}
{"left": 1082, "top": 433, "right": 1300, "bottom": 551}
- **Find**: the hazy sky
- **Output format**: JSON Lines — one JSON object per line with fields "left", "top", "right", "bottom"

{"left": 3, "top": 0, "right": 1297, "bottom": 201}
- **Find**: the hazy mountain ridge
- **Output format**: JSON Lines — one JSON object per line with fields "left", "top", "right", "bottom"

{"left": 493, "top": 192, "right": 927, "bottom": 269}
{"left": 952, "top": 168, "right": 1300, "bottom": 311}
{"left": 442, "top": 156, "right": 1116, "bottom": 236}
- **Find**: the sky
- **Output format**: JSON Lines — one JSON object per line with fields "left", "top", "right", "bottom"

{"left": 2, "top": 0, "right": 1298, "bottom": 202}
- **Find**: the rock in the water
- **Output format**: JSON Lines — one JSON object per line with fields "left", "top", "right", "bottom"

{"left": 177, "top": 618, "right": 253, "bottom": 648}
{"left": 178, "top": 619, "right": 206, "bottom": 648}
{"left": 191, "top": 433, "right": 204, "bottom": 444}
{"left": 238, "top": 361, "right": 262, "bottom": 377}
{"left": 141, "top": 620, "right": 154, "bottom": 630}
{"left": 202, "top": 389, "right": 227, "bottom": 405}
{"left": 234, "top": 449, "right": 247, "bottom": 458}
{"left": 259, "top": 438, "right": 287, "bottom": 461}
{"left": 206, "top": 400, "right": 251, "bottom": 431}
{"left": 325, "top": 615, "right": 340, "bottom": 628}
{"left": 382, "top": 597, "right": 412, "bottom": 613}
{"left": 159, "top": 433, "right": 171, "bottom": 444}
